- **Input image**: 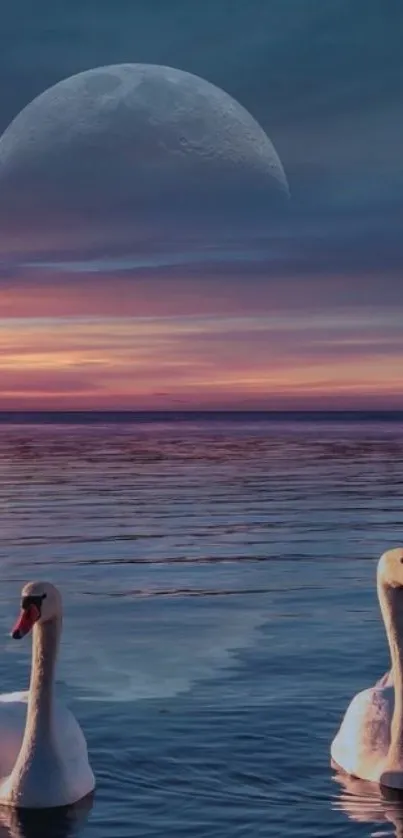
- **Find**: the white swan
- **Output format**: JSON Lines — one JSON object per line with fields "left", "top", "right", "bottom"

{"left": 0, "top": 581, "right": 95, "bottom": 808}
{"left": 331, "top": 548, "right": 403, "bottom": 789}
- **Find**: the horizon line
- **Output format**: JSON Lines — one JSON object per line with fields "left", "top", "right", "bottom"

{"left": 0, "top": 408, "right": 402, "bottom": 422}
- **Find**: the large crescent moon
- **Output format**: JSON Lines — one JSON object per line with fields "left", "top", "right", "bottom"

{"left": 0, "top": 63, "right": 288, "bottom": 250}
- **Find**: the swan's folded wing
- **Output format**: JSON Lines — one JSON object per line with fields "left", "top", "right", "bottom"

{"left": 0, "top": 693, "right": 28, "bottom": 780}
{"left": 331, "top": 685, "right": 394, "bottom": 781}
{"left": 54, "top": 702, "right": 95, "bottom": 799}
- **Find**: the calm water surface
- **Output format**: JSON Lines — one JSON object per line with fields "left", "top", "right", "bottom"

{"left": 0, "top": 417, "right": 403, "bottom": 838}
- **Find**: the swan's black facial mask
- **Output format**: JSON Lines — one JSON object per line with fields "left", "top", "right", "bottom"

{"left": 11, "top": 594, "right": 47, "bottom": 640}
{"left": 21, "top": 594, "right": 47, "bottom": 612}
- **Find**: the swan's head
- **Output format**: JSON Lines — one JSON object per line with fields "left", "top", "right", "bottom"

{"left": 378, "top": 548, "right": 403, "bottom": 588}
{"left": 11, "top": 581, "right": 62, "bottom": 639}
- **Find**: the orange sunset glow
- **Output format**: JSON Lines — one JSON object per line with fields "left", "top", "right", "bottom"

{"left": 1, "top": 267, "right": 402, "bottom": 410}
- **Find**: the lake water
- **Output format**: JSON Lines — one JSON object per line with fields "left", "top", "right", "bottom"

{"left": 0, "top": 414, "right": 403, "bottom": 838}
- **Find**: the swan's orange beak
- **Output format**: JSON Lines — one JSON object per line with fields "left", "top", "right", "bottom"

{"left": 11, "top": 604, "right": 41, "bottom": 639}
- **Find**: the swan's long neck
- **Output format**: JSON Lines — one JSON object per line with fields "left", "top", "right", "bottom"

{"left": 378, "top": 579, "right": 403, "bottom": 763}
{"left": 24, "top": 616, "right": 61, "bottom": 744}
{"left": 0, "top": 615, "right": 62, "bottom": 806}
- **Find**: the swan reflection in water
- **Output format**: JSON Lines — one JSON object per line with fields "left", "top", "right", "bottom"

{"left": 332, "top": 768, "right": 403, "bottom": 838}
{"left": 0, "top": 793, "right": 94, "bottom": 838}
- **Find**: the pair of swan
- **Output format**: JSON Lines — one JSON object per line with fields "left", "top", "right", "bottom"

{"left": 0, "top": 581, "right": 95, "bottom": 810}
{"left": 1, "top": 547, "right": 402, "bottom": 808}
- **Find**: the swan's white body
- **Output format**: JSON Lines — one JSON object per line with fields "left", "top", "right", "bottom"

{"left": 331, "top": 670, "right": 395, "bottom": 781}
{"left": 0, "top": 582, "right": 95, "bottom": 808}
{"left": 331, "top": 549, "right": 403, "bottom": 789}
